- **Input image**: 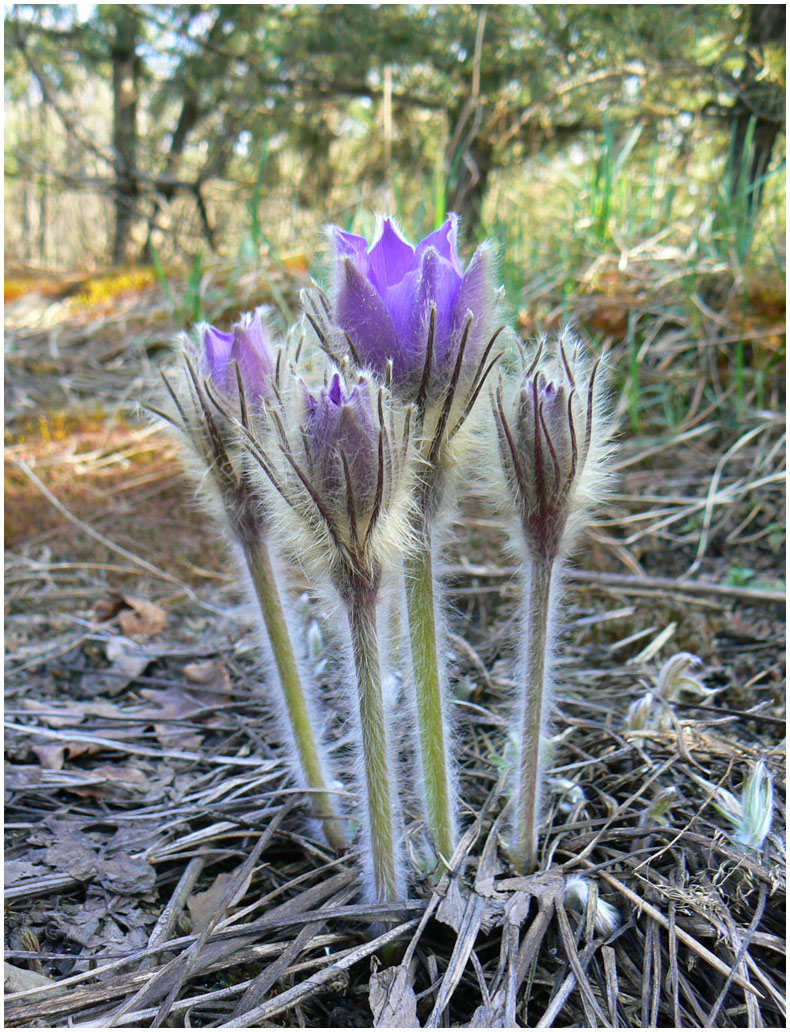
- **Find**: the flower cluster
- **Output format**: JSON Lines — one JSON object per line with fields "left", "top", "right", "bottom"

{"left": 156, "top": 213, "right": 619, "bottom": 902}
{"left": 304, "top": 216, "right": 505, "bottom": 518}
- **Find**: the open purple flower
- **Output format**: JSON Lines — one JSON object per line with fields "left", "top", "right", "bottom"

{"left": 325, "top": 216, "right": 500, "bottom": 406}
{"left": 198, "top": 307, "right": 276, "bottom": 404}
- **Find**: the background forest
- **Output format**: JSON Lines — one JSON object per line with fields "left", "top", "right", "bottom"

{"left": 4, "top": 4, "right": 787, "bottom": 1029}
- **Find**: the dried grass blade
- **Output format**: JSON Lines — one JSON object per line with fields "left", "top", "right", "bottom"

{"left": 223, "top": 919, "right": 419, "bottom": 1027}
{"left": 594, "top": 868, "right": 763, "bottom": 999}
{"left": 425, "top": 893, "right": 487, "bottom": 1027}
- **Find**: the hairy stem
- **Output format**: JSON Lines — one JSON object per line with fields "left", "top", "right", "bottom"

{"left": 515, "top": 551, "right": 555, "bottom": 874}
{"left": 245, "top": 538, "right": 346, "bottom": 851}
{"left": 347, "top": 590, "right": 401, "bottom": 903}
{"left": 403, "top": 520, "right": 456, "bottom": 860}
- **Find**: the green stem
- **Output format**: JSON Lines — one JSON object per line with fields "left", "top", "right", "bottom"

{"left": 515, "top": 552, "right": 554, "bottom": 874}
{"left": 347, "top": 591, "right": 400, "bottom": 903}
{"left": 403, "top": 522, "right": 456, "bottom": 860}
{"left": 245, "top": 538, "right": 346, "bottom": 852}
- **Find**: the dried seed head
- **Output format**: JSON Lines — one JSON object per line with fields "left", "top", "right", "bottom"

{"left": 252, "top": 370, "right": 415, "bottom": 599}
{"left": 493, "top": 331, "right": 612, "bottom": 560}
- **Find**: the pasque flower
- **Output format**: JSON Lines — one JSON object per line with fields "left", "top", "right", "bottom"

{"left": 493, "top": 332, "right": 613, "bottom": 874}
{"left": 493, "top": 333, "right": 610, "bottom": 562}
{"left": 249, "top": 370, "right": 414, "bottom": 903}
{"left": 302, "top": 216, "right": 505, "bottom": 862}
{"left": 304, "top": 215, "right": 505, "bottom": 492}
{"left": 156, "top": 308, "right": 346, "bottom": 852}
{"left": 200, "top": 307, "right": 276, "bottom": 405}
{"left": 329, "top": 216, "right": 498, "bottom": 402}
{"left": 159, "top": 309, "right": 280, "bottom": 544}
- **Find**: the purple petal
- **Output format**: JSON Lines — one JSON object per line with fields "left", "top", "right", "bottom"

{"left": 231, "top": 309, "right": 275, "bottom": 401}
{"left": 334, "top": 258, "right": 400, "bottom": 376}
{"left": 303, "top": 377, "right": 379, "bottom": 510}
{"left": 368, "top": 219, "right": 416, "bottom": 291}
{"left": 330, "top": 226, "right": 372, "bottom": 286}
{"left": 199, "top": 324, "right": 235, "bottom": 388}
{"left": 450, "top": 241, "right": 496, "bottom": 362}
{"left": 328, "top": 372, "right": 344, "bottom": 406}
{"left": 415, "top": 214, "right": 462, "bottom": 275}
{"left": 412, "top": 247, "right": 463, "bottom": 376}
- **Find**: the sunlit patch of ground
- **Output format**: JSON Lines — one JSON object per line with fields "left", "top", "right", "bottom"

{"left": 5, "top": 409, "right": 227, "bottom": 583}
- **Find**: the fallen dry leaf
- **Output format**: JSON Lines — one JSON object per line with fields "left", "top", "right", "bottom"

{"left": 187, "top": 867, "right": 254, "bottom": 934}
{"left": 4, "top": 962, "right": 54, "bottom": 993}
{"left": 93, "top": 594, "right": 128, "bottom": 623}
{"left": 138, "top": 687, "right": 205, "bottom": 750}
{"left": 4, "top": 859, "right": 50, "bottom": 887}
{"left": 21, "top": 698, "right": 122, "bottom": 728}
{"left": 369, "top": 964, "right": 420, "bottom": 1028}
{"left": 70, "top": 763, "right": 149, "bottom": 801}
{"left": 31, "top": 739, "right": 101, "bottom": 771}
{"left": 93, "top": 594, "right": 167, "bottom": 639}
{"left": 118, "top": 596, "right": 168, "bottom": 639}
{"left": 88, "top": 635, "right": 159, "bottom": 696}
{"left": 183, "top": 659, "right": 231, "bottom": 702}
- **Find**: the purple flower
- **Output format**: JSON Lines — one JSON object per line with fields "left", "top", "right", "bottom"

{"left": 329, "top": 216, "right": 498, "bottom": 403}
{"left": 198, "top": 307, "right": 276, "bottom": 403}
{"left": 302, "top": 373, "right": 381, "bottom": 525}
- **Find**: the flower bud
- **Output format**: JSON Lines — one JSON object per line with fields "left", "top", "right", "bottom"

{"left": 159, "top": 308, "right": 282, "bottom": 545}
{"left": 549, "top": 776, "right": 587, "bottom": 813}
{"left": 624, "top": 692, "right": 655, "bottom": 732}
{"left": 643, "top": 786, "right": 677, "bottom": 825}
{"left": 199, "top": 307, "right": 276, "bottom": 405}
{"left": 493, "top": 332, "right": 611, "bottom": 560}
{"left": 255, "top": 371, "right": 414, "bottom": 598}
{"left": 302, "top": 216, "right": 506, "bottom": 513}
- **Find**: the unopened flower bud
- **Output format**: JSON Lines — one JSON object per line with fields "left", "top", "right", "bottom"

{"left": 643, "top": 786, "right": 677, "bottom": 825}
{"left": 549, "top": 776, "right": 586, "bottom": 813}
{"left": 160, "top": 308, "right": 282, "bottom": 545}
{"left": 306, "top": 619, "right": 324, "bottom": 663}
{"left": 199, "top": 307, "right": 276, "bottom": 405}
{"left": 256, "top": 371, "right": 414, "bottom": 598}
{"left": 493, "top": 332, "right": 611, "bottom": 560}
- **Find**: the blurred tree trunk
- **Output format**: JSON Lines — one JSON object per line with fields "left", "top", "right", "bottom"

{"left": 110, "top": 7, "right": 140, "bottom": 265}
{"left": 730, "top": 4, "right": 785, "bottom": 214}
{"left": 446, "top": 136, "right": 492, "bottom": 238}
{"left": 38, "top": 102, "right": 48, "bottom": 262}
